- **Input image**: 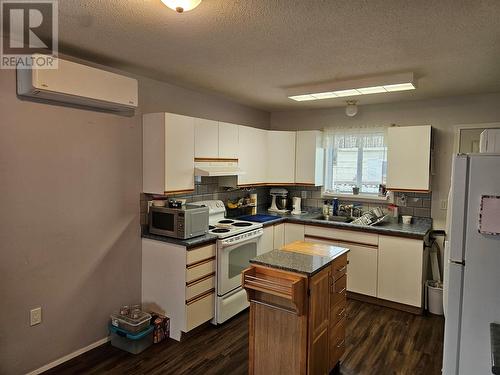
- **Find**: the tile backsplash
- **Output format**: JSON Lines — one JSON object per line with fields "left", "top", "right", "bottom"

{"left": 141, "top": 181, "right": 432, "bottom": 225}
{"left": 140, "top": 177, "right": 270, "bottom": 224}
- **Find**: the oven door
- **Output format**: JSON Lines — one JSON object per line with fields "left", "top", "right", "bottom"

{"left": 218, "top": 231, "right": 262, "bottom": 296}
{"left": 149, "top": 209, "right": 178, "bottom": 237}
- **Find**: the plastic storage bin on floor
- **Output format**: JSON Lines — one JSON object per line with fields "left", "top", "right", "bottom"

{"left": 110, "top": 311, "right": 151, "bottom": 333}
{"left": 426, "top": 280, "right": 444, "bottom": 316}
{"left": 109, "top": 325, "right": 154, "bottom": 354}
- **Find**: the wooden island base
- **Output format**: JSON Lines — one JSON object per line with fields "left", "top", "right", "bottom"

{"left": 243, "top": 241, "right": 349, "bottom": 375}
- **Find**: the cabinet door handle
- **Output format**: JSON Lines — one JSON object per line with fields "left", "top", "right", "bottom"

{"left": 336, "top": 339, "right": 345, "bottom": 348}
{"left": 336, "top": 265, "right": 346, "bottom": 273}
{"left": 337, "top": 287, "right": 346, "bottom": 295}
{"left": 337, "top": 308, "right": 346, "bottom": 317}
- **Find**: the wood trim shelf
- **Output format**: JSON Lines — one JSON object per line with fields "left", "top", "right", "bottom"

{"left": 304, "top": 235, "right": 378, "bottom": 249}
{"left": 388, "top": 188, "right": 431, "bottom": 193}
{"left": 194, "top": 157, "right": 239, "bottom": 162}
{"left": 164, "top": 189, "right": 195, "bottom": 195}
{"left": 186, "top": 272, "right": 215, "bottom": 287}
{"left": 186, "top": 256, "right": 216, "bottom": 269}
{"left": 185, "top": 288, "right": 215, "bottom": 305}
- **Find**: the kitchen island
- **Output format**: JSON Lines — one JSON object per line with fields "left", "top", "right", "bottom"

{"left": 243, "top": 241, "right": 349, "bottom": 375}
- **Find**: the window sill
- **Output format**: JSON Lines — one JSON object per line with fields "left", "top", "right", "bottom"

{"left": 322, "top": 192, "right": 389, "bottom": 203}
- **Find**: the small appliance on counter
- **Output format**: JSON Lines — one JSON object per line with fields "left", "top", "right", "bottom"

{"left": 148, "top": 204, "right": 209, "bottom": 239}
{"left": 269, "top": 188, "right": 289, "bottom": 213}
{"left": 291, "top": 197, "right": 303, "bottom": 215}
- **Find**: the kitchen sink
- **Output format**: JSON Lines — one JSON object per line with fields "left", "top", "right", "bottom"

{"left": 313, "top": 214, "right": 354, "bottom": 223}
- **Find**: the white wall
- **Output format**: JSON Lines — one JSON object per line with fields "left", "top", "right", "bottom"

{"left": 270, "top": 92, "right": 500, "bottom": 228}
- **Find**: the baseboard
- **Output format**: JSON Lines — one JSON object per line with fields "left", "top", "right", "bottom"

{"left": 27, "top": 336, "right": 110, "bottom": 375}
{"left": 347, "top": 292, "right": 423, "bottom": 315}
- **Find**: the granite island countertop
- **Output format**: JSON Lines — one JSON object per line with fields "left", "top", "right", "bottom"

{"left": 239, "top": 209, "right": 432, "bottom": 240}
{"left": 250, "top": 241, "right": 349, "bottom": 276}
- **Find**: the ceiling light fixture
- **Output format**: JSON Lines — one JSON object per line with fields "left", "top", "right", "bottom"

{"left": 161, "top": 0, "right": 202, "bottom": 13}
{"left": 287, "top": 72, "right": 416, "bottom": 102}
{"left": 345, "top": 100, "right": 358, "bottom": 117}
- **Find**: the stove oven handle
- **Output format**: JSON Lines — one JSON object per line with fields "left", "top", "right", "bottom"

{"left": 220, "top": 229, "right": 263, "bottom": 247}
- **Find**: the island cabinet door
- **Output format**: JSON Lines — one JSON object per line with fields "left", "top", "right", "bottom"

{"left": 308, "top": 267, "right": 331, "bottom": 375}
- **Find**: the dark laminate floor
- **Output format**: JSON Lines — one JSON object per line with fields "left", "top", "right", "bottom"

{"left": 45, "top": 300, "right": 444, "bottom": 375}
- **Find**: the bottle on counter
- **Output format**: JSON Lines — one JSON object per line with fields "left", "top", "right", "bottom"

{"left": 322, "top": 200, "right": 330, "bottom": 216}
{"left": 332, "top": 198, "right": 339, "bottom": 216}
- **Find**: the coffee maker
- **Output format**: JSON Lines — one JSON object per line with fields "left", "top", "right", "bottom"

{"left": 269, "top": 188, "right": 289, "bottom": 213}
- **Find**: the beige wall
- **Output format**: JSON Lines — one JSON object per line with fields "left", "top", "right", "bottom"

{"left": 0, "top": 64, "right": 268, "bottom": 374}
{"left": 270, "top": 92, "right": 500, "bottom": 229}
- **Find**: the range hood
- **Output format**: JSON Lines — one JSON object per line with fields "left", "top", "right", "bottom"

{"left": 194, "top": 160, "right": 245, "bottom": 177}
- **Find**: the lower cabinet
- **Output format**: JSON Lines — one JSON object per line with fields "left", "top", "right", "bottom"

{"left": 273, "top": 223, "right": 285, "bottom": 249}
{"left": 142, "top": 239, "right": 216, "bottom": 341}
{"left": 340, "top": 242, "right": 378, "bottom": 297}
{"left": 304, "top": 225, "right": 426, "bottom": 310}
{"left": 261, "top": 226, "right": 274, "bottom": 255}
{"left": 377, "top": 235, "right": 424, "bottom": 307}
{"left": 285, "top": 223, "right": 305, "bottom": 244}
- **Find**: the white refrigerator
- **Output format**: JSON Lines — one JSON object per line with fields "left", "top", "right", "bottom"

{"left": 443, "top": 153, "right": 500, "bottom": 375}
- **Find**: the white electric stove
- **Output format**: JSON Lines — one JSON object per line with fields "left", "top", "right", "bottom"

{"left": 191, "top": 200, "right": 264, "bottom": 324}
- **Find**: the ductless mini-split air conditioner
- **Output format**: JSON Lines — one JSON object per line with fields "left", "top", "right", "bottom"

{"left": 16, "top": 54, "right": 138, "bottom": 115}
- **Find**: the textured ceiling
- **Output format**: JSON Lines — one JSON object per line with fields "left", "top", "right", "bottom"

{"left": 55, "top": 0, "right": 500, "bottom": 111}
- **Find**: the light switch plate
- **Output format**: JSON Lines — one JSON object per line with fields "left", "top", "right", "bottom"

{"left": 440, "top": 200, "right": 448, "bottom": 210}
{"left": 30, "top": 307, "right": 42, "bottom": 326}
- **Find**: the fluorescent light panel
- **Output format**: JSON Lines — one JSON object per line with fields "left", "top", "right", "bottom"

{"left": 288, "top": 73, "right": 416, "bottom": 101}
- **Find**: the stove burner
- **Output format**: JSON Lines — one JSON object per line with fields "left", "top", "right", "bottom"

{"left": 212, "top": 228, "right": 230, "bottom": 233}
{"left": 209, "top": 225, "right": 215, "bottom": 230}
{"left": 218, "top": 219, "right": 235, "bottom": 224}
{"left": 232, "top": 222, "right": 252, "bottom": 227}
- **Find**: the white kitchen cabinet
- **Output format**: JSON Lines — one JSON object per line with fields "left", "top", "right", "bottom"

{"left": 238, "top": 125, "right": 268, "bottom": 185}
{"left": 339, "top": 242, "right": 378, "bottom": 297}
{"left": 295, "top": 130, "right": 324, "bottom": 186}
{"left": 284, "top": 223, "right": 305, "bottom": 244}
{"left": 261, "top": 226, "right": 274, "bottom": 255}
{"left": 267, "top": 131, "right": 296, "bottom": 184}
{"left": 377, "top": 235, "right": 424, "bottom": 307}
{"left": 143, "top": 112, "right": 195, "bottom": 194}
{"left": 386, "top": 125, "right": 432, "bottom": 191}
{"left": 218, "top": 122, "right": 239, "bottom": 159}
{"left": 194, "top": 118, "right": 219, "bottom": 159}
{"left": 273, "top": 223, "right": 285, "bottom": 249}
{"left": 142, "top": 239, "right": 216, "bottom": 341}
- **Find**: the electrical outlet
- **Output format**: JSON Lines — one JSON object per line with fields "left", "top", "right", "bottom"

{"left": 440, "top": 200, "right": 448, "bottom": 210}
{"left": 301, "top": 191, "right": 308, "bottom": 199}
{"left": 30, "top": 307, "right": 42, "bottom": 326}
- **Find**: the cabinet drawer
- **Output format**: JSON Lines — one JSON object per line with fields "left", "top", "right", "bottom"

{"left": 305, "top": 226, "right": 378, "bottom": 246}
{"left": 329, "top": 317, "right": 346, "bottom": 367}
{"left": 331, "top": 299, "right": 346, "bottom": 327}
{"left": 186, "top": 244, "right": 216, "bottom": 266}
{"left": 185, "top": 290, "right": 215, "bottom": 331}
{"left": 333, "top": 275, "right": 347, "bottom": 306}
{"left": 186, "top": 274, "right": 215, "bottom": 301}
{"left": 332, "top": 254, "right": 348, "bottom": 281}
{"left": 186, "top": 259, "right": 215, "bottom": 283}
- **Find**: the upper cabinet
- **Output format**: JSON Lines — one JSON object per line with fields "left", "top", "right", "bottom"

{"left": 295, "top": 130, "right": 324, "bottom": 186}
{"left": 194, "top": 119, "right": 239, "bottom": 159}
{"left": 194, "top": 118, "right": 219, "bottom": 159}
{"left": 267, "top": 131, "right": 296, "bottom": 184}
{"left": 218, "top": 122, "right": 239, "bottom": 159}
{"left": 386, "top": 125, "right": 432, "bottom": 192}
{"left": 143, "top": 113, "right": 195, "bottom": 194}
{"left": 238, "top": 125, "right": 268, "bottom": 185}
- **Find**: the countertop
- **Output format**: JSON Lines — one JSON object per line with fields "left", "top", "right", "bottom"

{"left": 250, "top": 241, "right": 349, "bottom": 276}
{"left": 141, "top": 226, "right": 217, "bottom": 249}
{"left": 240, "top": 209, "right": 433, "bottom": 240}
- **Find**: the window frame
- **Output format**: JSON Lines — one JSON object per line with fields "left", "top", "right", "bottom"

{"left": 322, "top": 127, "right": 389, "bottom": 201}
